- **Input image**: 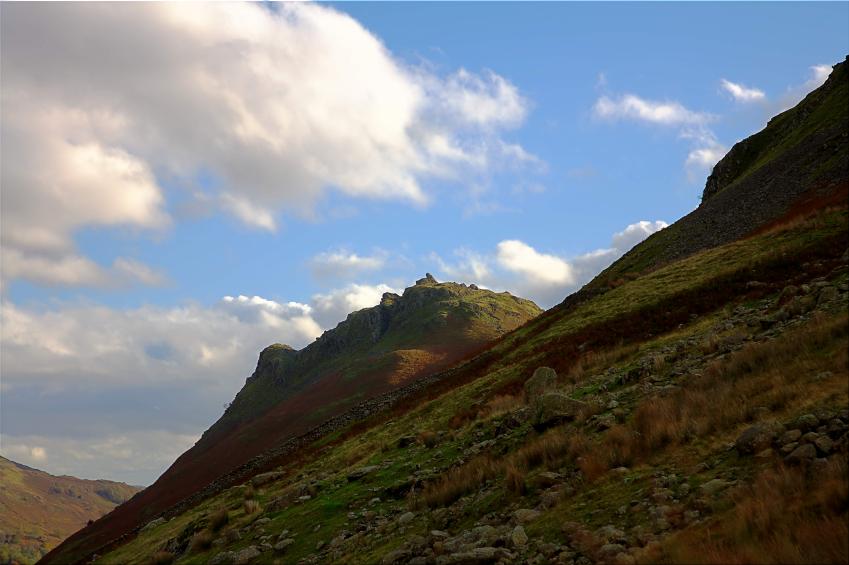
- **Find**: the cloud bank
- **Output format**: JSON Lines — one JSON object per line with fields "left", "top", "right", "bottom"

{"left": 1, "top": 2, "right": 535, "bottom": 288}
{"left": 432, "top": 220, "right": 668, "bottom": 308}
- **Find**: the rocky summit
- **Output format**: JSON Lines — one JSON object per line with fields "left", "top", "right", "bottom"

{"left": 44, "top": 59, "right": 849, "bottom": 565}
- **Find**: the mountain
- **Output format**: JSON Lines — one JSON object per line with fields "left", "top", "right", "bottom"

{"left": 41, "top": 279, "right": 540, "bottom": 564}
{"left": 45, "top": 58, "right": 848, "bottom": 565}
{"left": 0, "top": 456, "right": 140, "bottom": 564}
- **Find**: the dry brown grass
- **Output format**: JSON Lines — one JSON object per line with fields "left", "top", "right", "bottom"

{"left": 511, "top": 428, "right": 571, "bottom": 470}
{"left": 148, "top": 551, "right": 174, "bottom": 565}
{"left": 504, "top": 462, "right": 526, "bottom": 495}
{"left": 208, "top": 508, "right": 229, "bottom": 532}
{"left": 189, "top": 529, "right": 213, "bottom": 553}
{"left": 633, "top": 312, "right": 848, "bottom": 455}
{"left": 565, "top": 342, "right": 642, "bottom": 384}
{"left": 243, "top": 484, "right": 256, "bottom": 500}
{"left": 417, "top": 430, "right": 439, "bottom": 448}
{"left": 416, "top": 455, "right": 501, "bottom": 508}
{"left": 662, "top": 457, "right": 849, "bottom": 564}
{"left": 484, "top": 394, "right": 524, "bottom": 417}
{"left": 242, "top": 499, "right": 260, "bottom": 515}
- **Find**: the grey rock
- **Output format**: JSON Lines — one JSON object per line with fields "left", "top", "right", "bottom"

{"left": 382, "top": 549, "right": 411, "bottom": 564}
{"left": 785, "top": 443, "right": 817, "bottom": 464}
{"left": 231, "top": 546, "right": 260, "bottom": 565}
{"left": 510, "top": 525, "right": 528, "bottom": 547}
{"left": 398, "top": 511, "right": 415, "bottom": 526}
{"left": 531, "top": 392, "right": 586, "bottom": 427}
{"left": 524, "top": 367, "right": 558, "bottom": 400}
{"left": 274, "top": 539, "right": 295, "bottom": 552}
{"left": 513, "top": 508, "right": 541, "bottom": 523}
{"left": 794, "top": 414, "right": 820, "bottom": 432}
{"left": 140, "top": 517, "right": 167, "bottom": 533}
{"left": 700, "top": 479, "right": 728, "bottom": 496}
{"left": 779, "top": 429, "right": 802, "bottom": 444}
{"left": 814, "top": 436, "right": 834, "bottom": 455}
{"left": 735, "top": 423, "right": 781, "bottom": 455}
{"left": 251, "top": 471, "right": 284, "bottom": 487}
{"left": 347, "top": 465, "right": 380, "bottom": 481}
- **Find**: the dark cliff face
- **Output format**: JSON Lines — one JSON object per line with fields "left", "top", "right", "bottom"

{"left": 703, "top": 56, "right": 848, "bottom": 203}
{"left": 587, "top": 57, "right": 848, "bottom": 291}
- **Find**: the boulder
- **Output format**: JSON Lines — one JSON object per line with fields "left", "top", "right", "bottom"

{"left": 513, "top": 508, "right": 541, "bottom": 524}
{"left": 793, "top": 414, "right": 820, "bottom": 432}
{"left": 532, "top": 392, "right": 586, "bottom": 427}
{"left": 524, "top": 367, "right": 558, "bottom": 400}
{"left": 814, "top": 436, "right": 834, "bottom": 455}
{"left": 785, "top": 443, "right": 817, "bottom": 464}
{"left": 735, "top": 423, "right": 782, "bottom": 455}
{"left": 510, "top": 525, "right": 528, "bottom": 547}
{"left": 231, "top": 546, "right": 261, "bottom": 565}
{"left": 699, "top": 479, "right": 728, "bottom": 496}
{"left": 347, "top": 465, "right": 380, "bottom": 481}
{"left": 251, "top": 471, "right": 284, "bottom": 487}
{"left": 274, "top": 538, "right": 294, "bottom": 552}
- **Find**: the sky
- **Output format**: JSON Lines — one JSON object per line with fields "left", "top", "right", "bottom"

{"left": 1, "top": 2, "right": 847, "bottom": 486}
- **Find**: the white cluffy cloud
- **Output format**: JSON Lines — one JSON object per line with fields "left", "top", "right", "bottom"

{"left": 593, "top": 94, "right": 712, "bottom": 126}
{"left": 593, "top": 91, "right": 724, "bottom": 175}
{"left": 720, "top": 79, "right": 766, "bottom": 102}
{"left": 433, "top": 220, "right": 668, "bottom": 307}
{"left": 1, "top": 3, "right": 536, "bottom": 288}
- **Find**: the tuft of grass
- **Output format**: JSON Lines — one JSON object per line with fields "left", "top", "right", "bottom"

{"left": 208, "top": 508, "right": 229, "bottom": 532}
{"left": 148, "top": 551, "right": 174, "bottom": 565}
{"left": 417, "top": 456, "right": 501, "bottom": 508}
{"left": 504, "top": 463, "right": 526, "bottom": 495}
{"left": 243, "top": 499, "right": 260, "bottom": 515}
{"left": 189, "top": 530, "right": 213, "bottom": 553}
{"left": 243, "top": 484, "right": 256, "bottom": 500}
{"left": 511, "top": 428, "right": 571, "bottom": 470}
{"left": 417, "top": 430, "right": 439, "bottom": 448}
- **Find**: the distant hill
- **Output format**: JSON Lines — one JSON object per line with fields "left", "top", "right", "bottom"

{"left": 0, "top": 456, "right": 140, "bottom": 564}
{"left": 43, "top": 278, "right": 540, "bottom": 563}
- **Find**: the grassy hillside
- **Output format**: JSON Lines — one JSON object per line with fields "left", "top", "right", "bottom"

{"left": 41, "top": 280, "right": 540, "bottom": 565}
{"left": 0, "top": 457, "right": 140, "bottom": 564}
{"left": 45, "top": 58, "right": 849, "bottom": 565}
{"left": 95, "top": 204, "right": 849, "bottom": 565}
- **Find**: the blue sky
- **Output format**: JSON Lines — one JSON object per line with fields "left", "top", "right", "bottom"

{"left": 1, "top": 2, "right": 847, "bottom": 484}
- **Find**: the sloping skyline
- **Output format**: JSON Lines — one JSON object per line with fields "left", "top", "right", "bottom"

{"left": 1, "top": 1, "right": 847, "bottom": 485}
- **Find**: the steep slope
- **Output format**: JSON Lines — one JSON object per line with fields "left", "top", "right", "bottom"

{"left": 41, "top": 280, "right": 539, "bottom": 564}
{"left": 0, "top": 457, "right": 140, "bottom": 564}
{"left": 71, "top": 58, "right": 849, "bottom": 565}
{"left": 591, "top": 55, "right": 848, "bottom": 289}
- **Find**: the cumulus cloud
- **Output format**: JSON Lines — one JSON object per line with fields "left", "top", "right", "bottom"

{"left": 720, "top": 79, "right": 766, "bottom": 102}
{"left": 1, "top": 2, "right": 536, "bottom": 286}
{"left": 311, "top": 283, "right": 399, "bottom": 329}
{"left": 593, "top": 94, "right": 712, "bottom": 126}
{"left": 496, "top": 240, "right": 575, "bottom": 286}
{"left": 310, "top": 249, "right": 388, "bottom": 280}
{"left": 593, "top": 89, "right": 725, "bottom": 177}
{"left": 432, "top": 220, "right": 668, "bottom": 307}
{"left": 1, "top": 249, "right": 168, "bottom": 289}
